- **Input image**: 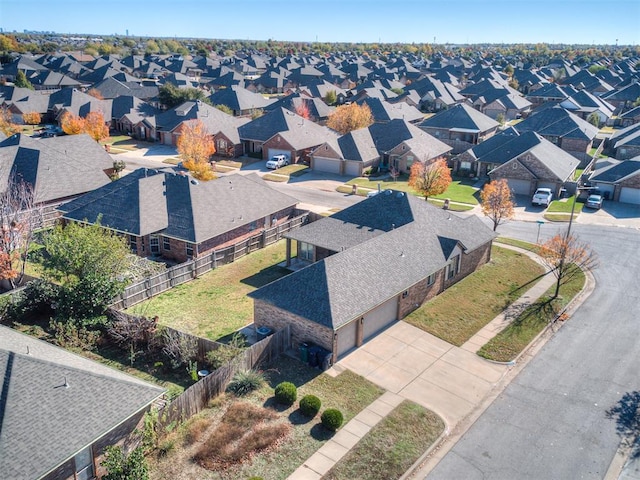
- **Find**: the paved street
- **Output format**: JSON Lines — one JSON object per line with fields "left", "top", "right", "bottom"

{"left": 423, "top": 222, "right": 640, "bottom": 480}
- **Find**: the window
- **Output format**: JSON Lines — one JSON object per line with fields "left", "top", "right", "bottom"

{"left": 186, "top": 243, "right": 194, "bottom": 257}
{"left": 299, "top": 242, "right": 313, "bottom": 262}
{"left": 74, "top": 446, "right": 94, "bottom": 480}
{"left": 427, "top": 273, "right": 436, "bottom": 286}
{"left": 217, "top": 139, "right": 227, "bottom": 151}
{"left": 406, "top": 155, "right": 414, "bottom": 167}
{"left": 129, "top": 235, "right": 137, "bottom": 253}
{"left": 163, "top": 237, "right": 171, "bottom": 251}
{"left": 149, "top": 235, "right": 159, "bottom": 254}
{"left": 447, "top": 255, "right": 460, "bottom": 280}
{"left": 460, "top": 161, "right": 471, "bottom": 170}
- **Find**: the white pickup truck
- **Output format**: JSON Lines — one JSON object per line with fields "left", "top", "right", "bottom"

{"left": 532, "top": 188, "right": 553, "bottom": 207}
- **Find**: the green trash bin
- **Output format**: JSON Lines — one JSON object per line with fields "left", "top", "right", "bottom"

{"left": 299, "top": 343, "right": 309, "bottom": 363}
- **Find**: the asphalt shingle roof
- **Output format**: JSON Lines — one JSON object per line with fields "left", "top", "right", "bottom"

{"left": 418, "top": 103, "right": 499, "bottom": 132}
{"left": 590, "top": 159, "right": 640, "bottom": 183}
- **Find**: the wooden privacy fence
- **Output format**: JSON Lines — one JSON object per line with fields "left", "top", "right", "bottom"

{"left": 158, "top": 325, "right": 291, "bottom": 427}
{"left": 111, "top": 212, "right": 309, "bottom": 309}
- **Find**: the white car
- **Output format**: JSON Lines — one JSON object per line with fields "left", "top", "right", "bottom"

{"left": 266, "top": 154, "right": 289, "bottom": 169}
{"left": 532, "top": 188, "right": 553, "bottom": 207}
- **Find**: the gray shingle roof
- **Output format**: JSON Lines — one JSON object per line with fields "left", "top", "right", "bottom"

{"left": 590, "top": 159, "right": 640, "bottom": 183}
{"left": 515, "top": 105, "right": 599, "bottom": 140}
{"left": 251, "top": 192, "right": 495, "bottom": 329}
{"left": 0, "top": 326, "right": 164, "bottom": 480}
{"left": 418, "top": 103, "right": 499, "bottom": 133}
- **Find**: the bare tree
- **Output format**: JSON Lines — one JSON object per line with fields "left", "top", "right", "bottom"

{"left": 0, "top": 175, "right": 43, "bottom": 288}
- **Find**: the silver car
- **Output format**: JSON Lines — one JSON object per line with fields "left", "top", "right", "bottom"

{"left": 585, "top": 194, "right": 603, "bottom": 209}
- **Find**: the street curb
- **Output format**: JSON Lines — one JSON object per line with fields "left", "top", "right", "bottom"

{"left": 398, "top": 427, "right": 450, "bottom": 480}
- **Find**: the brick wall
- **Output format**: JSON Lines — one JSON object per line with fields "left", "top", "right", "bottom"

{"left": 398, "top": 270, "right": 445, "bottom": 318}
{"left": 558, "top": 136, "right": 591, "bottom": 154}
{"left": 261, "top": 135, "right": 295, "bottom": 161}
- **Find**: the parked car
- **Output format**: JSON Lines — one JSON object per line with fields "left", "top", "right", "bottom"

{"left": 532, "top": 188, "right": 553, "bottom": 207}
{"left": 266, "top": 154, "right": 289, "bottom": 169}
{"left": 39, "top": 125, "right": 64, "bottom": 138}
{"left": 585, "top": 194, "right": 603, "bottom": 209}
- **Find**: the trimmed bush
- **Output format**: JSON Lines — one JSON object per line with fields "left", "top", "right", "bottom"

{"left": 274, "top": 381, "right": 297, "bottom": 406}
{"left": 321, "top": 408, "right": 343, "bottom": 431}
{"left": 299, "top": 394, "right": 322, "bottom": 417}
{"left": 227, "top": 370, "right": 265, "bottom": 396}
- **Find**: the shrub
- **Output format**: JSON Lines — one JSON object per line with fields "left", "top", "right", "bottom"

{"left": 321, "top": 408, "right": 344, "bottom": 431}
{"left": 157, "top": 438, "right": 175, "bottom": 457}
{"left": 227, "top": 370, "right": 266, "bottom": 396}
{"left": 274, "top": 381, "right": 297, "bottom": 406}
{"left": 205, "top": 332, "right": 246, "bottom": 369}
{"left": 5, "top": 279, "right": 59, "bottom": 321}
{"left": 299, "top": 394, "right": 322, "bottom": 417}
{"left": 50, "top": 320, "right": 101, "bottom": 351}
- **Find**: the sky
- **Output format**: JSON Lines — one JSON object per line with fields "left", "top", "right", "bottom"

{"left": 1, "top": 0, "right": 639, "bottom": 46}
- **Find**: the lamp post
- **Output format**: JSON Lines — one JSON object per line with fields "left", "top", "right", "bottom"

{"left": 536, "top": 220, "right": 544, "bottom": 244}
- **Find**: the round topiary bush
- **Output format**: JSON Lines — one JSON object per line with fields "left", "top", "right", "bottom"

{"left": 274, "top": 381, "right": 297, "bottom": 406}
{"left": 321, "top": 408, "right": 343, "bottom": 431}
{"left": 299, "top": 394, "right": 322, "bottom": 417}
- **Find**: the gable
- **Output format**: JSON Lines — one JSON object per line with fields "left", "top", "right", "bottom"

{"left": 490, "top": 158, "right": 537, "bottom": 180}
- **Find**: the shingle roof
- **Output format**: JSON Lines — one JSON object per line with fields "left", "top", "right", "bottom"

{"left": 418, "top": 103, "right": 499, "bottom": 133}
{"left": 251, "top": 193, "right": 495, "bottom": 329}
{"left": 0, "top": 326, "right": 164, "bottom": 480}
{"left": 515, "top": 105, "right": 599, "bottom": 140}
{"left": 590, "top": 159, "right": 640, "bottom": 183}
{"left": 208, "top": 85, "right": 275, "bottom": 111}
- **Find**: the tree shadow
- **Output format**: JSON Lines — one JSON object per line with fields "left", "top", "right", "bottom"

{"left": 606, "top": 391, "right": 640, "bottom": 458}
{"left": 505, "top": 271, "right": 551, "bottom": 301}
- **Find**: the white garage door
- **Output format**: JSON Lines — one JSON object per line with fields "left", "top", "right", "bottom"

{"left": 344, "top": 161, "right": 362, "bottom": 177}
{"left": 363, "top": 296, "right": 398, "bottom": 341}
{"left": 506, "top": 178, "right": 532, "bottom": 196}
{"left": 314, "top": 157, "right": 342, "bottom": 175}
{"left": 267, "top": 148, "right": 291, "bottom": 161}
{"left": 595, "top": 183, "right": 615, "bottom": 199}
{"left": 537, "top": 182, "right": 557, "bottom": 192}
{"left": 336, "top": 321, "right": 357, "bottom": 357}
{"left": 620, "top": 187, "right": 640, "bottom": 204}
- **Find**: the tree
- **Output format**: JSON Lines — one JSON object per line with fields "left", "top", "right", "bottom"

{"left": 496, "top": 113, "right": 506, "bottom": 125}
{"left": 324, "top": 90, "right": 337, "bottom": 106}
{"left": 176, "top": 120, "right": 216, "bottom": 181}
{"left": 587, "top": 112, "right": 601, "bottom": 128}
{"left": 537, "top": 232, "right": 598, "bottom": 298}
{"left": 214, "top": 104, "right": 233, "bottom": 115}
{"left": 294, "top": 99, "right": 311, "bottom": 119}
{"left": 408, "top": 159, "right": 452, "bottom": 200}
{"left": 326, "top": 102, "right": 374, "bottom": 134}
{"left": 101, "top": 446, "right": 149, "bottom": 480}
{"left": 60, "top": 111, "right": 85, "bottom": 135}
{"left": 158, "top": 83, "right": 210, "bottom": 109}
{"left": 84, "top": 111, "right": 110, "bottom": 142}
{"left": 0, "top": 106, "right": 20, "bottom": 136}
{"left": 504, "top": 64, "right": 514, "bottom": 76}
{"left": 22, "top": 111, "right": 41, "bottom": 125}
{"left": 480, "top": 179, "right": 515, "bottom": 231}
{"left": 14, "top": 70, "right": 33, "bottom": 89}
{"left": 41, "top": 219, "right": 131, "bottom": 319}
{"left": 0, "top": 177, "right": 42, "bottom": 288}
{"left": 87, "top": 88, "right": 104, "bottom": 100}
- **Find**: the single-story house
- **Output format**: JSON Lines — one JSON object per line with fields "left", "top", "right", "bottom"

{"left": 58, "top": 170, "right": 299, "bottom": 263}
{"left": 588, "top": 157, "right": 640, "bottom": 204}
{"left": 0, "top": 325, "right": 164, "bottom": 480}
{"left": 250, "top": 191, "right": 495, "bottom": 362}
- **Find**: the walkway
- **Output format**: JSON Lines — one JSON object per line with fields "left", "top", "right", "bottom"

{"left": 288, "top": 246, "right": 557, "bottom": 479}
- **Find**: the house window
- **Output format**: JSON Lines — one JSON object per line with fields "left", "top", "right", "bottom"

{"left": 74, "top": 446, "right": 95, "bottom": 480}
{"left": 406, "top": 155, "right": 414, "bottom": 167}
{"left": 447, "top": 255, "right": 460, "bottom": 280}
{"left": 427, "top": 273, "right": 436, "bottom": 286}
{"left": 186, "top": 243, "right": 194, "bottom": 257}
{"left": 149, "top": 235, "right": 160, "bottom": 255}
{"left": 163, "top": 237, "right": 171, "bottom": 251}
{"left": 217, "top": 139, "right": 227, "bottom": 151}
{"left": 460, "top": 161, "right": 471, "bottom": 170}
{"left": 129, "top": 235, "right": 137, "bottom": 253}
{"left": 299, "top": 242, "right": 313, "bottom": 262}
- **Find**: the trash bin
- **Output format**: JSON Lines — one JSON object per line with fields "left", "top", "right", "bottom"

{"left": 308, "top": 345, "right": 322, "bottom": 367}
{"left": 299, "top": 343, "right": 309, "bottom": 363}
{"left": 443, "top": 198, "right": 450, "bottom": 210}
{"left": 321, "top": 352, "right": 333, "bottom": 371}
{"left": 256, "top": 326, "right": 272, "bottom": 341}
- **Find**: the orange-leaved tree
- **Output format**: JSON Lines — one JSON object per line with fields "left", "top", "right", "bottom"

{"left": 326, "top": 102, "right": 373, "bottom": 134}
{"left": 480, "top": 178, "right": 515, "bottom": 231}
{"left": 408, "top": 159, "right": 452, "bottom": 200}
{"left": 0, "top": 106, "right": 20, "bottom": 136}
{"left": 294, "top": 99, "right": 311, "bottom": 120}
{"left": 537, "top": 232, "right": 597, "bottom": 298}
{"left": 84, "top": 111, "right": 110, "bottom": 143}
{"left": 22, "top": 111, "right": 42, "bottom": 125}
{"left": 177, "top": 120, "right": 216, "bottom": 181}
{"left": 60, "top": 111, "right": 85, "bottom": 135}
{"left": 87, "top": 88, "right": 104, "bottom": 100}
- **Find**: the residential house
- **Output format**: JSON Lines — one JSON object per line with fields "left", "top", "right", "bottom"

{"left": 559, "top": 90, "right": 615, "bottom": 125}
{"left": 265, "top": 92, "right": 336, "bottom": 124}
{"left": 356, "top": 97, "right": 424, "bottom": 124}
{"left": 59, "top": 171, "right": 299, "bottom": 263}
{"left": 249, "top": 191, "right": 495, "bottom": 362}
{"left": 617, "top": 106, "right": 640, "bottom": 128}
{"left": 0, "top": 325, "right": 164, "bottom": 480}
{"left": 606, "top": 123, "right": 640, "bottom": 160}
{"left": 601, "top": 82, "right": 640, "bottom": 113}
{"left": 207, "top": 85, "right": 275, "bottom": 117}
{"left": 587, "top": 157, "right": 640, "bottom": 204}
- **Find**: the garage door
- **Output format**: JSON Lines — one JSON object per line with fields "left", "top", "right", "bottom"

{"left": 344, "top": 161, "right": 362, "bottom": 177}
{"left": 313, "top": 157, "right": 342, "bottom": 175}
{"left": 620, "top": 187, "right": 640, "bottom": 204}
{"left": 506, "top": 179, "right": 532, "bottom": 196}
{"left": 537, "top": 182, "right": 557, "bottom": 193}
{"left": 267, "top": 148, "right": 291, "bottom": 161}
{"left": 363, "top": 296, "right": 398, "bottom": 341}
{"left": 336, "top": 321, "right": 357, "bottom": 357}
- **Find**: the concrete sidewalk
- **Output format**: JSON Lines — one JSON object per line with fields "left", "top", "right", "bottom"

{"left": 288, "top": 246, "right": 557, "bottom": 480}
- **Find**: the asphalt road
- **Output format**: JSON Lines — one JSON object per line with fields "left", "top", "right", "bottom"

{"left": 426, "top": 221, "right": 640, "bottom": 480}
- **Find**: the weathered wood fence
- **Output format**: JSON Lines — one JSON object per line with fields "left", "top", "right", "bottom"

{"left": 158, "top": 325, "right": 291, "bottom": 427}
{"left": 111, "top": 212, "right": 309, "bottom": 309}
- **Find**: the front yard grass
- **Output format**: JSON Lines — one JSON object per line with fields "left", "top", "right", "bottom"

{"left": 263, "top": 164, "right": 309, "bottom": 182}
{"left": 126, "top": 241, "right": 290, "bottom": 340}
{"left": 478, "top": 269, "right": 585, "bottom": 362}
{"left": 150, "top": 355, "right": 384, "bottom": 480}
{"left": 324, "top": 400, "right": 444, "bottom": 480}
{"left": 404, "top": 245, "right": 545, "bottom": 346}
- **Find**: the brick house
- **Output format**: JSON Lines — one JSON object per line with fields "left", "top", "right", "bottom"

{"left": 588, "top": 157, "right": 640, "bottom": 204}
{"left": 58, "top": 170, "right": 299, "bottom": 263}
{"left": 0, "top": 325, "right": 164, "bottom": 480}
{"left": 249, "top": 191, "right": 495, "bottom": 362}
{"left": 607, "top": 123, "right": 640, "bottom": 160}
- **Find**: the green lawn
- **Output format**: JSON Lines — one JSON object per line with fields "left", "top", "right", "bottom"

{"left": 478, "top": 269, "right": 585, "bottom": 362}
{"left": 548, "top": 196, "right": 582, "bottom": 213}
{"left": 324, "top": 401, "right": 444, "bottom": 480}
{"left": 126, "top": 241, "right": 290, "bottom": 340}
{"left": 263, "top": 164, "right": 309, "bottom": 182}
{"left": 404, "top": 246, "right": 545, "bottom": 346}
{"left": 495, "top": 237, "right": 537, "bottom": 251}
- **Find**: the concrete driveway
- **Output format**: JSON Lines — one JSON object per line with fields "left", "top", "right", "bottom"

{"left": 337, "top": 321, "right": 507, "bottom": 427}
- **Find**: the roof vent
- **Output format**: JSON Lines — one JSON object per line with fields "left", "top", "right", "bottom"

{"left": 384, "top": 190, "right": 392, "bottom": 195}
{"left": 190, "top": 179, "right": 199, "bottom": 185}
{"left": 63, "top": 376, "right": 69, "bottom": 388}
{"left": 396, "top": 192, "right": 404, "bottom": 197}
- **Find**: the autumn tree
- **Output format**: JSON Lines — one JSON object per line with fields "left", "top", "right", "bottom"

{"left": 87, "top": 88, "right": 104, "bottom": 100}
{"left": 294, "top": 99, "right": 311, "bottom": 119}
{"left": 177, "top": 120, "right": 216, "bottom": 181}
{"left": 60, "top": 111, "right": 85, "bottom": 135}
{"left": 84, "top": 111, "right": 110, "bottom": 142}
{"left": 408, "top": 159, "right": 452, "bottom": 200}
{"left": 537, "top": 232, "right": 598, "bottom": 298}
{"left": 22, "top": 111, "right": 41, "bottom": 125}
{"left": 0, "top": 106, "right": 20, "bottom": 136}
{"left": 326, "top": 102, "right": 374, "bottom": 134}
{"left": 0, "top": 176, "right": 42, "bottom": 288}
{"left": 480, "top": 179, "right": 515, "bottom": 231}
